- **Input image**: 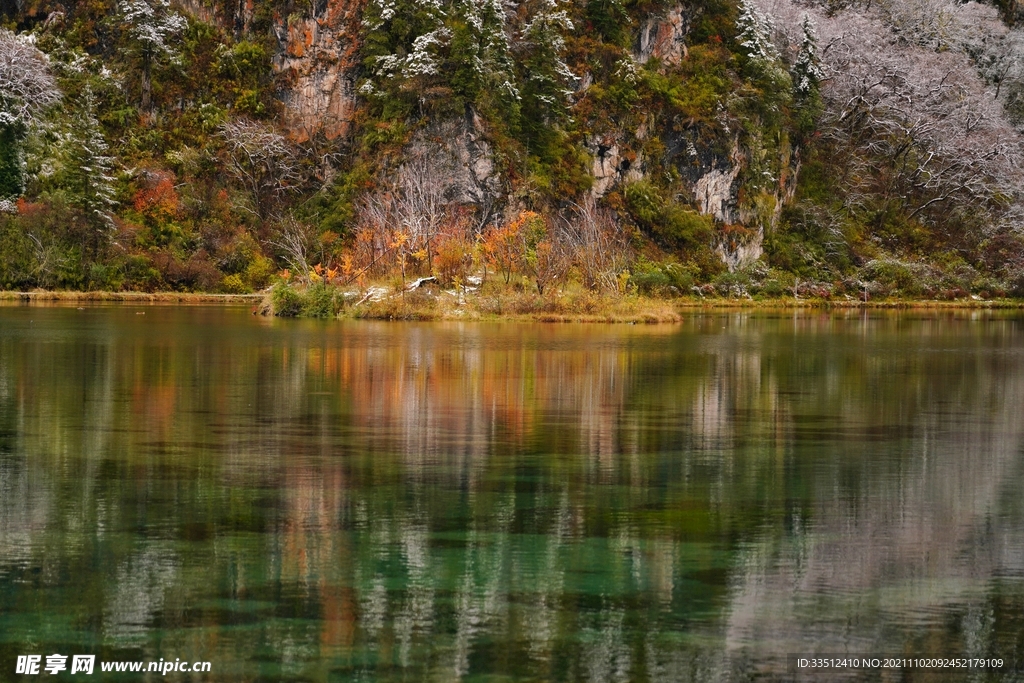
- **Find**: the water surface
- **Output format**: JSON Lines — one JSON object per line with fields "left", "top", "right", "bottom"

{"left": 1, "top": 305, "right": 1023, "bottom": 681}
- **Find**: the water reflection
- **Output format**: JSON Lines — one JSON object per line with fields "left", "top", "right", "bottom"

{"left": 1, "top": 306, "right": 1023, "bottom": 681}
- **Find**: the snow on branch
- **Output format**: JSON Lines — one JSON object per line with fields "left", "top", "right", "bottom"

{"left": 0, "top": 29, "right": 61, "bottom": 128}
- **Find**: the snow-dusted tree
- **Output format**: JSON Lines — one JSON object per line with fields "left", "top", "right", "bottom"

{"left": 0, "top": 30, "right": 60, "bottom": 197}
{"left": 449, "top": 0, "right": 519, "bottom": 111}
{"left": 361, "top": 0, "right": 450, "bottom": 103}
{"left": 220, "top": 118, "right": 301, "bottom": 222}
{"left": 756, "top": 0, "right": 1024, "bottom": 242}
{"left": 61, "top": 88, "right": 117, "bottom": 256}
{"left": 362, "top": 0, "right": 520, "bottom": 113}
{"left": 516, "top": 0, "right": 576, "bottom": 138}
{"left": 738, "top": 0, "right": 781, "bottom": 65}
{"left": 737, "top": 0, "right": 792, "bottom": 111}
{"left": 119, "top": 0, "right": 187, "bottom": 111}
{"left": 792, "top": 14, "right": 824, "bottom": 96}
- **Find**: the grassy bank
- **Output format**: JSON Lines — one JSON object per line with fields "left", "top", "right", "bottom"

{"left": 256, "top": 280, "right": 1024, "bottom": 323}
{"left": 0, "top": 291, "right": 263, "bottom": 304}
{"left": 4, "top": 287, "right": 1022, "bottom": 318}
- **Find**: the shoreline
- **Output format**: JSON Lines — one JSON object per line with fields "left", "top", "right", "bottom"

{"left": 3, "top": 289, "right": 1023, "bottom": 318}
{"left": 0, "top": 291, "right": 263, "bottom": 304}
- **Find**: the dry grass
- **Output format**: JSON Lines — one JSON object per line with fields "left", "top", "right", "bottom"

{"left": 340, "top": 282, "right": 681, "bottom": 323}
{"left": 0, "top": 290, "right": 262, "bottom": 304}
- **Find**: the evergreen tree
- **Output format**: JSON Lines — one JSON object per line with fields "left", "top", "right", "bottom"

{"left": 793, "top": 14, "right": 825, "bottom": 96}
{"left": 517, "top": 0, "right": 576, "bottom": 147}
{"left": 361, "top": 0, "right": 449, "bottom": 99}
{"left": 737, "top": 0, "right": 780, "bottom": 64}
{"left": 449, "top": 0, "right": 519, "bottom": 112}
{"left": 119, "top": 0, "right": 188, "bottom": 111}
{"left": 791, "top": 14, "right": 824, "bottom": 138}
{"left": 61, "top": 88, "right": 116, "bottom": 257}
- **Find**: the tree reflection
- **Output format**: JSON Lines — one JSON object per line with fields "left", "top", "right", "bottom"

{"left": 1, "top": 307, "right": 1022, "bottom": 681}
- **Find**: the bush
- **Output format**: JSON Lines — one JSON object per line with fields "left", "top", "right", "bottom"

{"left": 1009, "top": 270, "right": 1024, "bottom": 298}
{"left": 221, "top": 273, "right": 247, "bottom": 293}
{"left": 267, "top": 282, "right": 346, "bottom": 317}
{"left": 713, "top": 269, "right": 752, "bottom": 297}
{"left": 861, "top": 259, "right": 930, "bottom": 297}
{"left": 629, "top": 259, "right": 697, "bottom": 296}
{"left": 88, "top": 263, "right": 125, "bottom": 291}
{"left": 301, "top": 283, "right": 343, "bottom": 318}
{"left": 270, "top": 282, "right": 304, "bottom": 317}
{"left": 623, "top": 181, "right": 714, "bottom": 251}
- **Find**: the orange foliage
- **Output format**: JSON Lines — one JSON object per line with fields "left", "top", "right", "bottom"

{"left": 434, "top": 235, "right": 472, "bottom": 286}
{"left": 132, "top": 171, "right": 181, "bottom": 224}
{"left": 482, "top": 211, "right": 546, "bottom": 284}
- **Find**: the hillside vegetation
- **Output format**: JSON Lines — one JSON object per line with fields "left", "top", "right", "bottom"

{"left": 1, "top": 0, "right": 1023, "bottom": 305}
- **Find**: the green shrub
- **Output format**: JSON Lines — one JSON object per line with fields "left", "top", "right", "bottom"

{"left": 623, "top": 181, "right": 714, "bottom": 251}
{"left": 301, "top": 283, "right": 342, "bottom": 318}
{"left": 121, "top": 255, "right": 163, "bottom": 291}
{"left": 0, "top": 214, "right": 34, "bottom": 289}
{"left": 630, "top": 266, "right": 670, "bottom": 295}
{"left": 270, "top": 282, "right": 304, "bottom": 317}
{"left": 861, "top": 259, "right": 925, "bottom": 296}
{"left": 88, "top": 263, "right": 124, "bottom": 291}
{"left": 713, "top": 269, "right": 752, "bottom": 297}
{"left": 629, "top": 259, "right": 696, "bottom": 295}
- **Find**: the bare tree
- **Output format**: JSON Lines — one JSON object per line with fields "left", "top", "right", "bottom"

{"left": 0, "top": 31, "right": 61, "bottom": 127}
{"left": 271, "top": 217, "right": 319, "bottom": 283}
{"left": 0, "top": 30, "right": 60, "bottom": 197}
{"left": 394, "top": 151, "right": 454, "bottom": 270}
{"left": 220, "top": 118, "right": 302, "bottom": 222}
{"left": 558, "top": 197, "right": 632, "bottom": 291}
{"left": 352, "top": 146, "right": 460, "bottom": 281}
{"left": 757, "top": 0, "right": 1024, "bottom": 238}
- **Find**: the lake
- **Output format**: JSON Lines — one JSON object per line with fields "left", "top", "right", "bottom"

{"left": 1, "top": 304, "right": 1023, "bottom": 681}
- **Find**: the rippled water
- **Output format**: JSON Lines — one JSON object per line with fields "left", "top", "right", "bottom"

{"left": 1, "top": 305, "right": 1023, "bottom": 681}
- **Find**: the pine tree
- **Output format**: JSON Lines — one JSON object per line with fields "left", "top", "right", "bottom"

{"left": 793, "top": 14, "right": 825, "bottom": 96}
{"left": 63, "top": 88, "right": 116, "bottom": 257}
{"left": 517, "top": 0, "right": 576, "bottom": 137}
{"left": 362, "top": 0, "right": 449, "bottom": 92}
{"left": 737, "top": 0, "right": 780, "bottom": 64}
{"left": 449, "top": 0, "right": 519, "bottom": 112}
{"left": 119, "top": 0, "right": 188, "bottom": 111}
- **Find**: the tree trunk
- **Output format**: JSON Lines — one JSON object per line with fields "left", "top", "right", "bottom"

{"left": 141, "top": 53, "right": 153, "bottom": 111}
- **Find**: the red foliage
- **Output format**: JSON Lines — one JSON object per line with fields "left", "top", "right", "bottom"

{"left": 132, "top": 171, "right": 181, "bottom": 224}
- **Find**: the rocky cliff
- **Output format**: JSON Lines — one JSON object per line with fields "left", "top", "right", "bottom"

{"left": 257, "top": 0, "right": 796, "bottom": 269}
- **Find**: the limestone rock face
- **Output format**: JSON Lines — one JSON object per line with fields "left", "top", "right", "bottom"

{"left": 635, "top": 5, "right": 690, "bottom": 67}
{"left": 588, "top": 139, "right": 642, "bottom": 198}
{"left": 271, "top": 0, "right": 364, "bottom": 142}
{"left": 695, "top": 166, "right": 741, "bottom": 225}
{"left": 175, "top": 0, "right": 362, "bottom": 143}
{"left": 175, "top": 0, "right": 217, "bottom": 27}
{"left": 691, "top": 152, "right": 765, "bottom": 271}
{"left": 406, "top": 114, "right": 504, "bottom": 221}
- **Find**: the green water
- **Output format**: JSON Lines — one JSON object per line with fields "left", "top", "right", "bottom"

{"left": 1, "top": 305, "right": 1023, "bottom": 682}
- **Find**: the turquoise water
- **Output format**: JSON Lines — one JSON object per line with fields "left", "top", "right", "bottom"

{"left": 1, "top": 305, "right": 1023, "bottom": 681}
